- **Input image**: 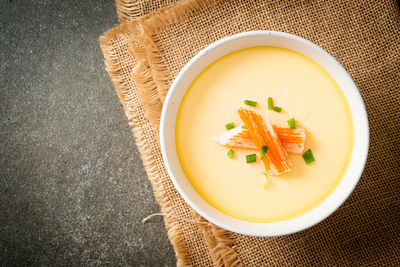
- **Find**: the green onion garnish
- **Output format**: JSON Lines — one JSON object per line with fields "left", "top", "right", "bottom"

{"left": 268, "top": 97, "right": 273, "bottom": 110}
{"left": 227, "top": 149, "right": 234, "bottom": 159}
{"left": 244, "top": 100, "right": 257, "bottom": 107}
{"left": 260, "top": 145, "right": 269, "bottom": 160}
{"left": 225, "top": 122, "right": 234, "bottom": 130}
{"left": 287, "top": 118, "right": 296, "bottom": 129}
{"left": 302, "top": 149, "right": 315, "bottom": 164}
{"left": 273, "top": 106, "right": 282, "bottom": 113}
{"left": 246, "top": 154, "right": 257, "bottom": 163}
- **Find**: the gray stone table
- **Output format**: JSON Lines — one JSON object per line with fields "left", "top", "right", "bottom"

{"left": 0, "top": 0, "right": 175, "bottom": 265}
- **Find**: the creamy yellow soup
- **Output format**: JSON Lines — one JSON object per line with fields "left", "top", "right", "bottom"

{"left": 176, "top": 47, "right": 353, "bottom": 222}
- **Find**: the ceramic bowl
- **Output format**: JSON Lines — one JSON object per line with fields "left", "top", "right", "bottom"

{"left": 160, "top": 31, "right": 369, "bottom": 237}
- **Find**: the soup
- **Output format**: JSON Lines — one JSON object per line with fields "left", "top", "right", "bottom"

{"left": 176, "top": 46, "right": 353, "bottom": 222}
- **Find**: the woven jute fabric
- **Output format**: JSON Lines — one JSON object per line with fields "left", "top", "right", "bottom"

{"left": 101, "top": 0, "right": 400, "bottom": 265}
{"left": 115, "top": 0, "right": 178, "bottom": 23}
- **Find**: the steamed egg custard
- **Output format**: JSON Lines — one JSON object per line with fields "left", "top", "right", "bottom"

{"left": 175, "top": 46, "right": 354, "bottom": 222}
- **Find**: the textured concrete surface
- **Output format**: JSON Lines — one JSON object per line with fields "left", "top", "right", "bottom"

{"left": 0, "top": 1, "right": 175, "bottom": 265}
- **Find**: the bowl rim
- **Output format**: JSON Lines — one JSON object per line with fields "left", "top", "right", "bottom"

{"left": 160, "top": 30, "right": 369, "bottom": 237}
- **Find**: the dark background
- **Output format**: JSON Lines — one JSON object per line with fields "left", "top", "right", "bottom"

{"left": 0, "top": 0, "right": 175, "bottom": 265}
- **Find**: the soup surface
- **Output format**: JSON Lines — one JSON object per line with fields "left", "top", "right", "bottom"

{"left": 176, "top": 46, "right": 353, "bottom": 222}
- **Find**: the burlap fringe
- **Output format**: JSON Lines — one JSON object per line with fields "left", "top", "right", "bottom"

{"left": 124, "top": 2, "right": 244, "bottom": 265}
{"left": 101, "top": 0, "right": 243, "bottom": 266}
{"left": 142, "top": 212, "right": 211, "bottom": 225}
{"left": 99, "top": 26, "right": 191, "bottom": 266}
{"left": 130, "top": 43, "right": 164, "bottom": 126}
{"left": 140, "top": 211, "right": 243, "bottom": 266}
{"left": 115, "top": 0, "right": 142, "bottom": 23}
{"left": 193, "top": 212, "right": 243, "bottom": 267}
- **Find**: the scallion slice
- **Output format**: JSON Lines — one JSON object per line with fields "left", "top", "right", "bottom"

{"left": 273, "top": 106, "right": 282, "bottom": 113}
{"left": 260, "top": 145, "right": 269, "bottom": 160}
{"left": 302, "top": 149, "right": 315, "bottom": 164}
{"left": 227, "top": 149, "right": 234, "bottom": 159}
{"left": 287, "top": 118, "right": 296, "bottom": 129}
{"left": 268, "top": 97, "right": 273, "bottom": 110}
{"left": 246, "top": 154, "right": 257, "bottom": 163}
{"left": 225, "top": 122, "right": 234, "bottom": 130}
{"left": 244, "top": 100, "right": 257, "bottom": 107}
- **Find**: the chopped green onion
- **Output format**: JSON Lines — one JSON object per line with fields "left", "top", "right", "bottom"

{"left": 260, "top": 145, "right": 269, "bottom": 160}
{"left": 287, "top": 118, "right": 296, "bottom": 129}
{"left": 273, "top": 106, "right": 282, "bottom": 113}
{"left": 244, "top": 100, "right": 257, "bottom": 107}
{"left": 268, "top": 97, "right": 273, "bottom": 110}
{"left": 246, "top": 154, "right": 257, "bottom": 163}
{"left": 225, "top": 122, "right": 234, "bottom": 130}
{"left": 302, "top": 149, "right": 315, "bottom": 164}
{"left": 227, "top": 149, "right": 234, "bottom": 159}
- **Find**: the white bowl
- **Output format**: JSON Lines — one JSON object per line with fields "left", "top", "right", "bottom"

{"left": 160, "top": 31, "right": 369, "bottom": 237}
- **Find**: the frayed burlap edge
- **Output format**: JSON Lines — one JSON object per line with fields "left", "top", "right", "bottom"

{"left": 121, "top": 0, "right": 243, "bottom": 265}
{"left": 99, "top": 25, "right": 192, "bottom": 266}
{"left": 193, "top": 212, "right": 243, "bottom": 266}
{"left": 115, "top": 0, "right": 142, "bottom": 23}
{"left": 100, "top": 1, "right": 243, "bottom": 265}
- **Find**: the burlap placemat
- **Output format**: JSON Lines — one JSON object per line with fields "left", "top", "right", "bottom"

{"left": 101, "top": 0, "right": 400, "bottom": 265}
